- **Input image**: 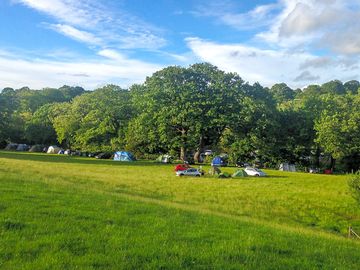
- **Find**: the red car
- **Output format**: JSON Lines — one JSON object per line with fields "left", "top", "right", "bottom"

{"left": 174, "top": 164, "right": 190, "bottom": 172}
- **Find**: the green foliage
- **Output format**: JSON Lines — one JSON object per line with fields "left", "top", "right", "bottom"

{"left": 53, "top": 85, "right": 132, "bottom": 151}
{"left": 269, "top": 83, "right": 295, "bottom": 104}
{"left": 315, "top": 94, "right": 360, "bottom": 160}
{"left": 349, "top": 174, "right": 360, "bottom": 205}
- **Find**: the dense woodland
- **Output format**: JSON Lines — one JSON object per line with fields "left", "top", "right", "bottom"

{"left": 1, "top": 63, "right": 360, "bottom": 172}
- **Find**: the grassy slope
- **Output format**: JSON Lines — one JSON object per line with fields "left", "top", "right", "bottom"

{"left": 1, "top": 151, "right": 360, "bottom": 269}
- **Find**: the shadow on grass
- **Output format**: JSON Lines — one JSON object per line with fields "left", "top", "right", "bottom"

{"left": 0, "top": 151, "right": 166, "bottom": 167}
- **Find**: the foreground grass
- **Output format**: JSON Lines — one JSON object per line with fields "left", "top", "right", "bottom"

{"left": 1, "top": 151, "right": 360, "bottom": 269}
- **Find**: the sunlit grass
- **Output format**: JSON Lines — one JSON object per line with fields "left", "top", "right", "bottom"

{"left": 1, "top": 151, "right": 360, "bottom": 269}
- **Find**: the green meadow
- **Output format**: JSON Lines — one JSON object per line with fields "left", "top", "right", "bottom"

{"left": 1, "top": 151, "right": 360, "bottom": 269}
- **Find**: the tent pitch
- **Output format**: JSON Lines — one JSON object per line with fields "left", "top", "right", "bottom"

{"left": 113, "top": 151, "right": 136, "bottom": 161}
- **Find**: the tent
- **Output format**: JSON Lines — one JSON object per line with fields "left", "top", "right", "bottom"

{"left": 156, "top": 154, "right": 172, "bottom": 163}
{"left": 279, "top": 163, "right": 296, "bottom": 172}
{"left": 211, "top": 156, "right": 226, "bottom": 167}
{"left": 16, "top": 144, "right": 29, "bottom": 151}
{"left": 29, "top": 144, "right": 44, "bottom": 152}
{"left": 113, "top": 151, "right": 136, "bottom": 161}
{"left": 232, "top": 170, "right": 248, "bottom": 178}
{"left": 47, "top": 145, "right": 62, "bottom": 154}
{"left": 5, "top": 143, "right": 18, "bottom": 151}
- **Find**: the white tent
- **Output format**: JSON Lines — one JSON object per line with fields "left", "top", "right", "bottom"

{"left": 279, "top": 163, "right": 296, "bottom": 172}
{"left": 47, "top": 146, "right": 62, "bottom": 154}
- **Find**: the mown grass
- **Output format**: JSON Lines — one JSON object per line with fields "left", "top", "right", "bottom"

{"left": 1, "top": 151, "right": 360, "bottom": 269}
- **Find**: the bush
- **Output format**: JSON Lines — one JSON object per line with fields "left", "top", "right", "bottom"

{"left": 348, "top": 174, "right": 360, "bottom": 205}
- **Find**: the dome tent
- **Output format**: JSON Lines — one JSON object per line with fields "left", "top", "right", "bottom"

{"left": 113, "top": 151, "right": 136, "bottom": 161}
{"left": 156, "top": 154, "right": 172, "bottom": 163}
{"left": 47, "top": 146, "right": 62, "bottom": 154}
{"left": 211, "top": 156, "right": 226, "bottom": 167}
{"left": 5, "top": 143, "right": 18, "bottom": 150}
{"left": 16, "top": 144, "right": 29, "bottom": 151}
{"left": 232, "top": 170, "right": 248, "bottom": 178}
{"left": 29, "top": 144, "right": 44, "bottom": 152}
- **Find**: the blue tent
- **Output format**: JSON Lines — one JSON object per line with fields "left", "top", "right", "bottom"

{"left": 113, "top": 151, "right": 136, "bottom": 161}
{"left": 211, "top": 156, "right": 225, "bottom": 166}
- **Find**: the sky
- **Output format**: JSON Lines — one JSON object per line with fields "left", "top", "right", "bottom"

{"left": 1, "top": 0, "right": 360, "bottom": 90}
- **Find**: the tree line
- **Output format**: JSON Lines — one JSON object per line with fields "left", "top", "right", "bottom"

{"left": 1, "top": 63, "right": 360, "bottom": 172}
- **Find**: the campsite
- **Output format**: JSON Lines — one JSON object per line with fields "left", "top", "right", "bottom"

{"left": 0, "top": 150, "right": 360, "bottom": 269}
{"left": 2, "top": 1, "right": 360, "bottom": 267}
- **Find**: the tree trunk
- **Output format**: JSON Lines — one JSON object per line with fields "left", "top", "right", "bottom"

{"left": 194, "top": 135, "right": 205, "bottom": 163}
{"left": 180, "top": 128, "right": 187, "bottom": 161}
{"left": 180, "top": 146, "right": 186, "bottom": 161}
{"left": 315, "top": 146, "right": 320, "bottom": 168}
{"left": 330, "top": 156, "right": 336, "bottom": 172}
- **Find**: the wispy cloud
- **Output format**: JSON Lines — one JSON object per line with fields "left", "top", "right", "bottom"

{"left": 14, "top": 0, "right": 166, "bottom": 50}
{"left": 194, "top": 1, "right": 280, "bottom": 31}
{"left": 48, "top": 24, "right": 102, "bottom": 45}
{"left": 0, "top": 49, "right": 162, "bottom": 89}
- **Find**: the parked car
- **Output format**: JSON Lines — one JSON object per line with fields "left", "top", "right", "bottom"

{"left": 176, "top": 168, "right": 201, "bottom": 177}
{"left": 95, "top": 152, "right": 112, "bottom": 159}
{"left": 244, "top": 167, "right": 266, "bottom": 177}
{"left": 174, "top": 164, "right": 191, "bottom": 171}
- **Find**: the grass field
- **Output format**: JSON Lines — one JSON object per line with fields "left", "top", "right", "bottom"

{"left": 1, "top": 151, "right": 360, "bottom": 269}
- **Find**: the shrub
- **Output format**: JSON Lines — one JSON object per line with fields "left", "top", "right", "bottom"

{"left": 348, "top": 173, "right": 360, "bottom": 205}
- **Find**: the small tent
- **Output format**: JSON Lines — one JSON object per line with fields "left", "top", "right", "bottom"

{"left": 5, "top": 143, "right": 18, "bottom": 151}
{"left": 211, "top": 156, "right": 226, "bottom": 167}
{"left": 156, "top": 154, "right": 172, "bottom": 163}
{"left": 232, "top": 170, "right": 248, "bottom": 178}
{"left": 16, "top": 144, "right": 29, "bottom": 151}
{"left": 279, "top": 163, "right": 296, "bottom": 172}
{"left": 29, "top": 144, "right": 44, "bottom": 152}
{"left": 113, "top": 151, "right": 136, "bottom": 161}
{"left": 47, "top": 145, "right": 62, "bottom": 154}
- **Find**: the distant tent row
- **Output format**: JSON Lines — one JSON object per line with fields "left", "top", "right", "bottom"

{"left": 4, "top": 143, "right": 29, "bottom": 151}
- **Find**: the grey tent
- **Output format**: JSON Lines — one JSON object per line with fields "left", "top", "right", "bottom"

{"left": 29, "top": 145, "right": 44, "bottom": 152}
{"left": 16, "top": 144, "right": 29, "bottom": 151}
{"left": 5, "top": 143, "right": 18, "bottom": 151}
{"left": 279, "top": 163, "right": 296, "bottom": 172}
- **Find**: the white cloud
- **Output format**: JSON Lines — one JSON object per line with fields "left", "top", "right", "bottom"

{"left": 48, "top": 24, "right": 102, "bottom": 45}
{"left": 0, "top": 50, "right": 162, "bottom": 89}
{"left": 257, "top": 0, "right": 360, "bottom": 54}
{"left": 14, "top": 0, "right": 166, "bottom": 50}
{"left": 195, "top": 1, "right": 279, "bottom": 30}
{"left": 186, "top": 37, "right": 360, "bottom": 88}
{"left": 97, "top": 49, "right": 127, "bottom": 61}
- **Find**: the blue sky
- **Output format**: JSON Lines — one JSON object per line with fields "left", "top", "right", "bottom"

{"left": 1, "top": 0, "right": 360, "bottom": 89}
